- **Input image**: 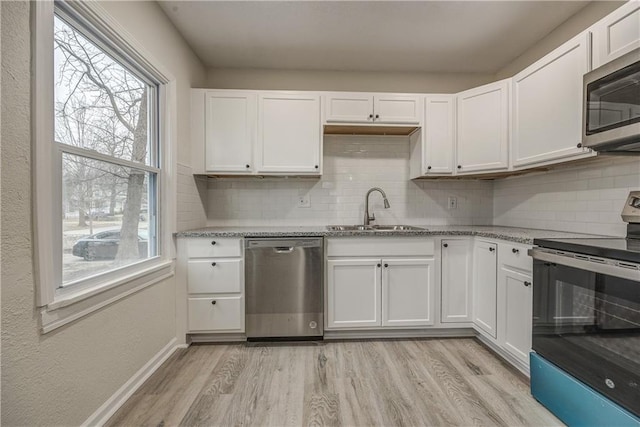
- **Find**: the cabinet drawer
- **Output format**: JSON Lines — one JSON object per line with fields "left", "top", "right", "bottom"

{"left": 188, "top": 296, "right": 243, "bottom": 332}
{"left": 327, "top": 237, "right": 434, "bottom": 257}
{"left": 499, "top": 243, "right": 533, "bottom": 272}
{"left": 187, "top": 259, "right": 243, "bottom": 294}
{"left": 186, "top": 238, "right": 242, "bottom": 258}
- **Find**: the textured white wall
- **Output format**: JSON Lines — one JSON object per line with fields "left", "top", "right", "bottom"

{"left": 0, "top": 1, "right": 205, "bottom": 425}
{"left": 493, "top": 157, "right": 640, "bottom": 237}
{"left": 207, "top": 68, "right": 494, "bottom": 93}
{"left": 206, "top": 137, "right": 494, "bottom": 226}
{"left": 495, "top": 1, "right": 623, "bottom": 79}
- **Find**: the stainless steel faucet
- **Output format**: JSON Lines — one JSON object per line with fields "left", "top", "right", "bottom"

{"left": 364, "top": 187, "right": 391, "bottom": 225}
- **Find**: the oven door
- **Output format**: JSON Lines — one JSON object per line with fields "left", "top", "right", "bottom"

{"left": 531, "top": 250, "right": 640, "bottom": 416}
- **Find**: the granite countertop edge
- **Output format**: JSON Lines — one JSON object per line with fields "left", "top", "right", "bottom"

{"left": 175, "top": 226, "right": 606, "bottom": 245}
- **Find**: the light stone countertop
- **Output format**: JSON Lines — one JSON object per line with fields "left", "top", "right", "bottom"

{"left": 175, "top": 225, "right": 608, "bottom": 245}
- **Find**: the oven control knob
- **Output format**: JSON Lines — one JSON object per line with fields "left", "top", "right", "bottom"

{"left": 605, "top": 378, "right": 615, "bottom": 389}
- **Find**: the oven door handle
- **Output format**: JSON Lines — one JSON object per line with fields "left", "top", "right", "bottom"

{"left": 529, "top": 248, "right": 640, "bottom": 282}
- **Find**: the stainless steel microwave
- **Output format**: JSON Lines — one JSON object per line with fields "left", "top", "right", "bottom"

{"left": 583, "top": 48, "right": 640, "bottom": 154}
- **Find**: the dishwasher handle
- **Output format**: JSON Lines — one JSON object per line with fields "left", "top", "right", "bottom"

{"left": 246, "top": 238, "right": 323, "bottom": 249}
{"left": 274, "top": 247, "right": 295, "bottom": 253}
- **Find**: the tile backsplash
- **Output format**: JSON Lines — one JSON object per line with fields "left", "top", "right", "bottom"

{"left": 205, "top": 137, "right": 494, "bottom": 226}
{"left": 182, "top": 140, "right": 639, "bottom": 236}
{"left": 493, "top": 157, "right": 640, "bottom": 237}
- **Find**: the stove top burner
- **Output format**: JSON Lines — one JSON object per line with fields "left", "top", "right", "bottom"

{"left": 533, "top": 237, "right": 640, "bottom": 264}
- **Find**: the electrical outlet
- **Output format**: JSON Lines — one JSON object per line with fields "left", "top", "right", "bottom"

{"left": 448, "top": 196, "right": 458, "bottom": 210}
{"left": 297, "top": 195, "right": 311, "bottom": 208}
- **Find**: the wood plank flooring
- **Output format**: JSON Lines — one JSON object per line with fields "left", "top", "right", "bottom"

{"left": 106, "top": 338, "right": 563, "bottom": 427}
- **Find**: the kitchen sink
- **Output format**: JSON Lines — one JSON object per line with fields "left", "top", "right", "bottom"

{"left": 326, "top": 225, "right": 425, "bottom": 232}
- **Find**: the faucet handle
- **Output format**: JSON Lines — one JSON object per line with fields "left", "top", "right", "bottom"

{"left": 369, "top": 212, "right": 376, "bottom": 222}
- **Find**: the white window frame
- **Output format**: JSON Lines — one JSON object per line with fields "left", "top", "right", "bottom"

{"left": 33, "top": 0, "right": 177, "bottom": 333}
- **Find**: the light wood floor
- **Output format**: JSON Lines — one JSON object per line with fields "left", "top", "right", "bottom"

{"left": 106, "top": 338, "right": 563, "bottom": 427}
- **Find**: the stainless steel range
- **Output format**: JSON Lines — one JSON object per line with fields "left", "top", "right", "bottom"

{"left": 529, "top": 191, "right": 640, "bottom": 424}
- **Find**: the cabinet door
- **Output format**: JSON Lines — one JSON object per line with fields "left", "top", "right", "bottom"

{"left": 499, "top": 268, "right": 533, "bottom": 366}
{"left": 205, "top": 91, "right": 256, "bottom": 173}
{"left": 456, "top": 80, "right": 510, "bottom": 173}
{"left": 257, "top": 93, "right": 321, "bottom": 174}
{"left": 441, "top": 239, "right": 473, "bottom": 323}
{"left": 374, "top": 95, "right": 421, "bottom": 124}
{"left": 473, "top": 241, "right": 498, "bottom": 338}
{"left": 327, "top": 259, "right": 381, "bottom": 328}
{"left": 512, "top": 33, "right": 591, "bottom": 167}
{"left": 593, "top": 1, "right": 640, "bottom": 68}
{"left": 423, "top": 96, "right": 455, "bottom": 174}
{"left": 324, "top": 93, "right": 374, "bottom": 123}
{"left": 187, "top": 258, "right": 243, "bottom": 294}
{"left": 188, "top": 296, "right": 244, "bottom": 332}
{"left": 382, "top": 258, "right": 434, "bottom": 327}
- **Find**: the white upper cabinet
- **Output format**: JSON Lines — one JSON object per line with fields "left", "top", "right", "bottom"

{"left": 204, "top": 91, "right": 256, "bottom": 173}
{"left": 324, "top": 93, "right": 421, "bottom": 124}
{"left": 324, "top": 93, "right": 374, "bottom": 123}
{"left": 257, "top": 93, "right": 322, "bottom": 174}
{"left": 592, "top": 1, "right": 640, "bottom": 68}
{"left": 423, "top": 95, "right": 456, "bottom": 175}
{"left": 373, "top": 94, "right": 422, "bottom": 124}
{"left": 456, "top": 80, "right": 510, "bottom": 173}
{"left": 512, "top": 33, "right": 592, "bottom": 168}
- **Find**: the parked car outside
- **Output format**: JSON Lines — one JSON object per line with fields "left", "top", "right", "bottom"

{"left": 72, "top": 230, "right": 148, "bottom": 261}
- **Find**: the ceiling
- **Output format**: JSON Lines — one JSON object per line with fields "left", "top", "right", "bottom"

{"left": 158, "top": 1, "right": 591, "bottom": 73}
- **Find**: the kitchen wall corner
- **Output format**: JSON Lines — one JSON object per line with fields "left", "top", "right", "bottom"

{"left": 177, "top": 163, "right": 208, "bottom": 231}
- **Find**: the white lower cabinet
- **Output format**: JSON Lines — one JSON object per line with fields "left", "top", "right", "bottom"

{"left": 382, "top": 259, "right": 434, "bottom": 327}
{"left": 327, "top": 259, "right": 382, "bottom": 328}
{"left": 473, "top": 241, "right": 498, "bottom": 338}
{"left": 187, "top": 259, "right": 243, "bottom": 294}
{"left": 184, "top": 238, "right": 245, "bottom": 334}
{"left": 497, "top": 242, "right": 534, "bottom": 369}
{"left": 499, "top": 268, "right": 533, "bottom": 365}
{"left": 188, "top": 296, "right": 244, "bottom": 332}
{"left": 326, "top": 238, "right": 435, "bottom": 330}
{"left": 440, "top": 239, "right": 473, "bottom": 323}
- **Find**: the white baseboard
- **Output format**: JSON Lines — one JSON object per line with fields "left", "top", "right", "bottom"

{"left": 82, "top": 337, "right": 182, "bottom": 427}
{"left": 188, "top": 333, "right": 247, "bottom": 343}
{"left": 323, "top": 327, "right": 475, "bottom": 340}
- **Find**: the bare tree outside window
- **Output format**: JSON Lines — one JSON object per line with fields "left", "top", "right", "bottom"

{"left": 54, "top": 15, "right": 158, "bottom": 284}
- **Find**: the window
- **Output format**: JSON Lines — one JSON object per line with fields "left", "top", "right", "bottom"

{"left": 53, "top": 11, "right": 159, "bottom": 288}
{"left": 33, "top": 1, "right": 174, "bottom": 324}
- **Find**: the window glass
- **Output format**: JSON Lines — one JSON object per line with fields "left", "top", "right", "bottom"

{"left": 54, "top": 13, "right": 159, "bottom": 288}
{"left": 62, "top": 153, "right": 156, "bottom": 285}
{"left": 54, "top": 15, "right": 153, "bottom": 165}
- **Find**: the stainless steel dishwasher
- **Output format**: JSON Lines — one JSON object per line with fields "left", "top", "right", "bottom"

{"left": 245, "top": 237, "right": 323, "bottom": 339}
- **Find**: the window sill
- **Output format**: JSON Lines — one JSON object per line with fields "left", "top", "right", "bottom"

{"left": 40, "top": 260, "right": 174, "bottom": 334}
